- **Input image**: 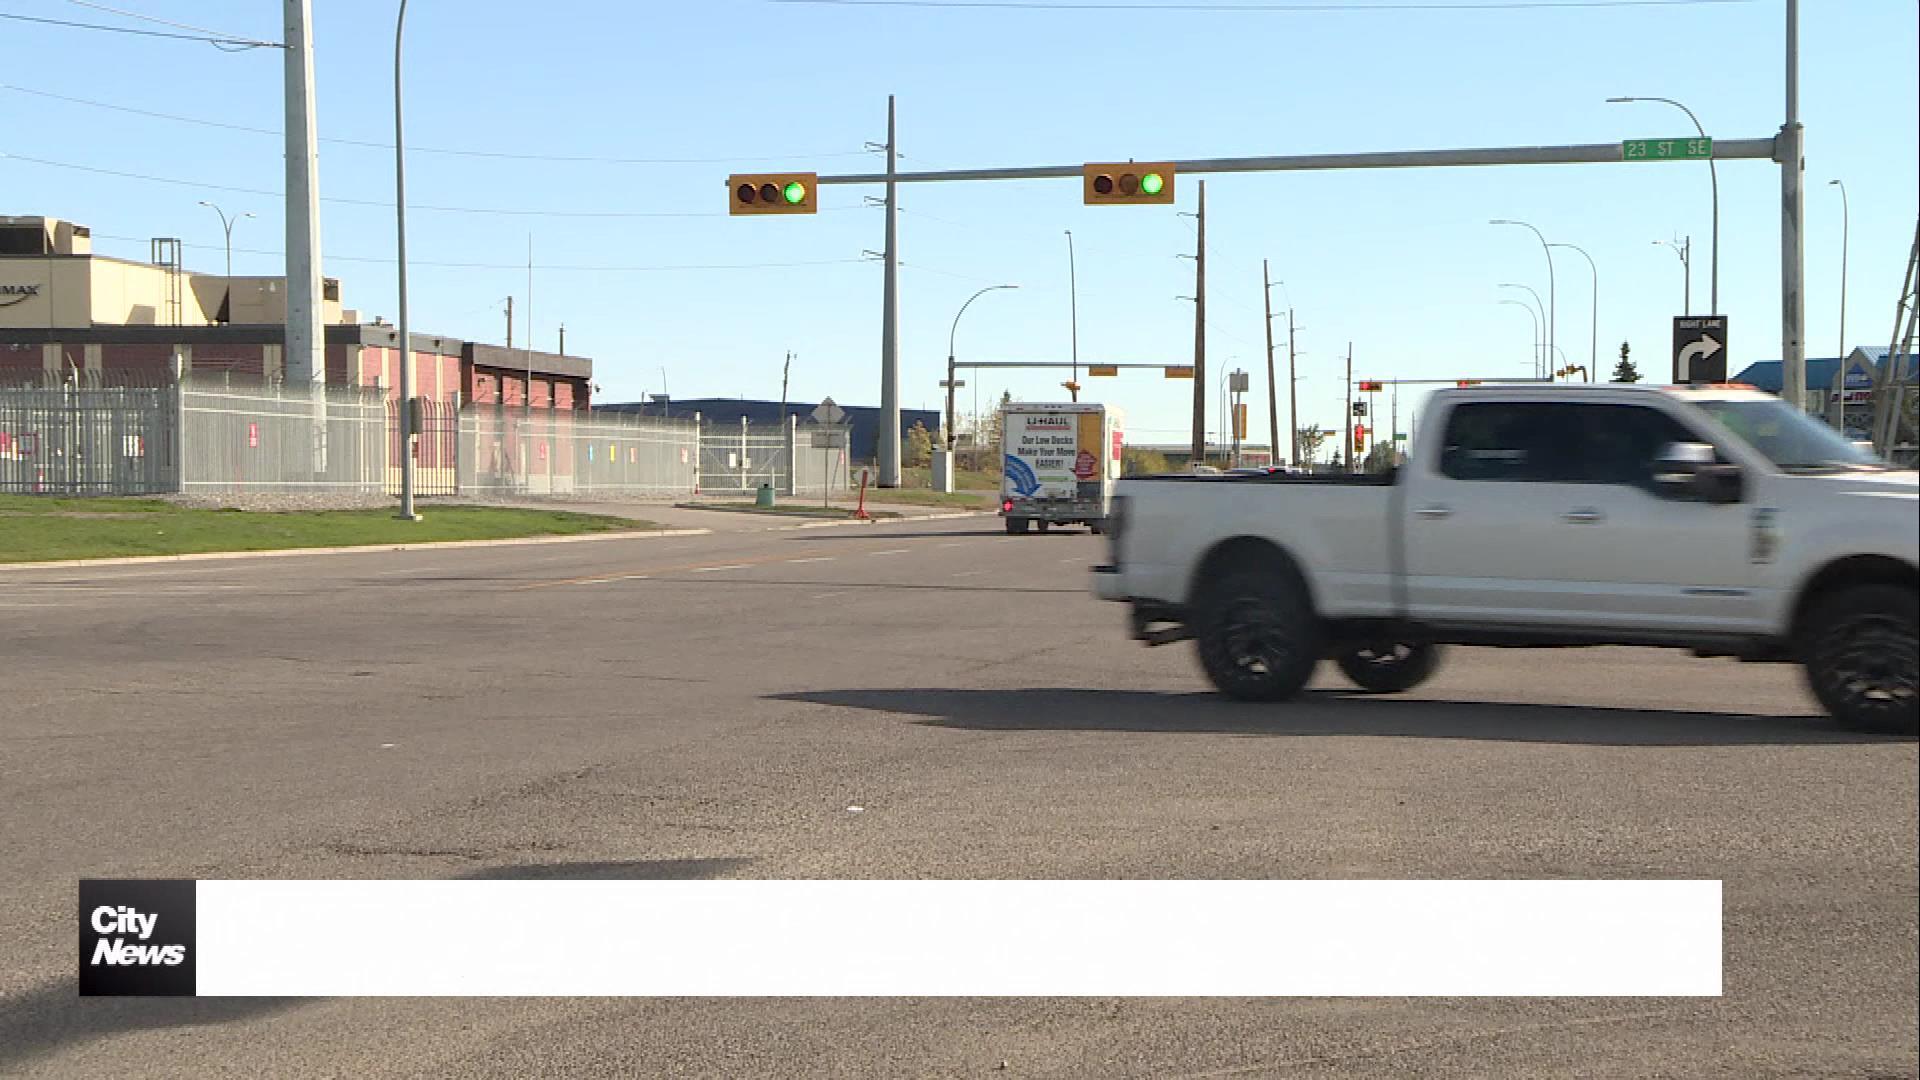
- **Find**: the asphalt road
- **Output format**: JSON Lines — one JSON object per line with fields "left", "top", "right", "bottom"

{"left": 3, "top": 511, "right": 1915, "bottom": 1078}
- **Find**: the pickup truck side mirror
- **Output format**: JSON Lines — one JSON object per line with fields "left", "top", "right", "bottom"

{"left": 1653, "top": 441, "right": 1743, "bottom": 504}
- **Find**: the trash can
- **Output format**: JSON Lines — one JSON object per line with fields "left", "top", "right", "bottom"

{"left": 755, "top": 483, "right": 775, "bottom": 509}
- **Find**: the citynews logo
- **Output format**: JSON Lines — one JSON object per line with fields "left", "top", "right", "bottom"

{"left": 79, "top": 880, "right": 196, "bottom": 996}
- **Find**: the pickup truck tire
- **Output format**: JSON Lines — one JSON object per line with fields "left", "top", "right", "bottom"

{"left": 1802, "top": 584, "right": 1919, "bottom": 735}
{"left": 1193, "top": 568, "right": 1323, "bottom": 702}
{"left": 1336, "top": 642, "right": 1445, "bottom": 694}
{"left": 1005, "top": 517, "right": 1030, "bottom": 535}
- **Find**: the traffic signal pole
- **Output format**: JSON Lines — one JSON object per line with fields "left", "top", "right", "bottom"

{"left": 1343, "top": 345, "right": 1353, "bottom": 474}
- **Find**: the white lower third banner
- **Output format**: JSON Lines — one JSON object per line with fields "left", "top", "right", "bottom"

{"left": 84, "top": 879, "right": 1723, "bottom": 997}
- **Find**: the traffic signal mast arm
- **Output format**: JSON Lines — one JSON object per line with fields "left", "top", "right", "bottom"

{"left": 811, "top": 138, "right": 1777, "bottom": 187}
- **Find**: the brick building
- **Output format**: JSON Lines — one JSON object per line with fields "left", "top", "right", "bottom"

{"left": 0, "top": 214, "right": 589, "bottom": 407}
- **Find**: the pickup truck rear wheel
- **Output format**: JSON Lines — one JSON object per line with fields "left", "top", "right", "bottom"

{"left": 1194, "top": 568, "right": 1323, "bottom": 702}
{"left": 1336, "top": 642, "right": 1445, "bottom": 694}
{"left": 1005, "top": 517, "right": 1030, "bottom": 535}
{"left": 1802, "top": 584, "right": 1918, "bottom": 734}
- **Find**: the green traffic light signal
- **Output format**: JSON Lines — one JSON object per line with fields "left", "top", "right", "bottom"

{"left": 1140, "top": 172, "right": 1164, "bottom": 196}
{"left": 783, "top": 181, "right": 807, "bottom": 205}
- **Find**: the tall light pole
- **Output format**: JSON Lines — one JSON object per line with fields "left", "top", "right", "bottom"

{"left": 1829, "top": 179, "right": 1849, "bottom": 361}
{"left": 1548, "top": 242, "right": 1597, "bottom": 381}
{"left": 1492, "top": 219, "right": 1555, "bottom": 369}
{"left": 1499, "top": 283, "right": 1546, "bottom": 376}
{"left": 945, "top": 284, "right": 1018, "bottom": 451}
{"left": 1656, "top": 237, "right": 1692, "bottom": 314}
{"left": 1608, "top": 96, "right": 1718, "bottom": 316}
{"left": 391, "top": 0, "right": 418, "bottom": 521}
{"left": 1064, "top": 231, "right": 1079, "bottom": 399}
{"left": 197, "top": 201, "right": 253, "bottom": 324}
{"left": 1499, "top": 300, "right": 1541, "bottom": 372}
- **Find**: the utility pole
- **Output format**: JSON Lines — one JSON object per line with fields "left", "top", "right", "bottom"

{"left": 525, "top": 234, "right": 535, "bottom": 413}
{"left": 503, "top": 296, "right": 513, "bottom": 349}
{"left": 1190, "top": 180, "right": 1207, "bottom": 465}
{"left": 558, "top": 323, "right": 565, "bottom": 357}
{"left": 780, "top": 350, "right": 792, "bottom": 427}
{"left": 1391, "top": 384, "right": 1399, "bottom": 464}
{"left": 878, "top": 94, "right": 902, "bottom": 487}
{"left": 1262, "top": 260, "right": 1280, "bottom": 467}
{"left": 284, "top": 0, "right": 323, "bottom": 386}
{"left": 1343, "top": 343, "right": 1353, "bottom": 473}
{"left": 1780, "top": 0, "right": 1806, "bottom": 411}
{"left": 1287, "top": 309, "right": 1299, "bottom": 466}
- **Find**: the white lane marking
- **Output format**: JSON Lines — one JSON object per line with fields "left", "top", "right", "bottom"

{"left": 562, "top": 573, "right": 652, "bottom": 587}
{"left": 1059, "top": 557, "right": 1082, "bottom": 564}
{"left": 951, "top": 570, "right": 987, "bottom": 577}
{"left": 869, "top": 549, "right": 910, "bottom": 556}
{"left": 786, "top": 556, "right": 835, "bottom": 564}
{"left": 377, "top": 566, "right": 447, "bottom": 576}
{"left": 691, "top": 564, "right": 751, "bottom": 573}
{"left": 811, "top": 592, "right": 846, "bottom": 600}
{"left": 936, "top": 542, "right": 964, "bottom": 549}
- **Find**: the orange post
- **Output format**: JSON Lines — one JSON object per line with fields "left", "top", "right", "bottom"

{"left": 854, "top": 468, "right": 871, "bottom": 520}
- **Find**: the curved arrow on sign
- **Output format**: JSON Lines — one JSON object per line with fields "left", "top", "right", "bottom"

{"left": 1678, "top": 335, "right": 1722, "bottom": 378}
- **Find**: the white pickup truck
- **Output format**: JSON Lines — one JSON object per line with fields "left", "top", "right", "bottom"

{"left": 1092, "top": 383, "right": 1918, "bottom": 733}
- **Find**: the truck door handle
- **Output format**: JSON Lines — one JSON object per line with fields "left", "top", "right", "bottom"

{"left": 1563, "top": 508, "right": 1604, "bottom": 525}
{"left": 1415, "top": 504, "right": 1452, "bottom": 519}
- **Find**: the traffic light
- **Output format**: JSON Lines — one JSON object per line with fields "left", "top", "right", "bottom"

{"left": 1456, "top": 380, "right": 1481, "bottom": 388}
{"left": 1353, "top": 425, "right": 1367, "bottom": 455}
{"left": 1358, "top": 380, "right": 1383, "bottom": 392}
{"left": 1083, "top": 162, "right": 1176, "bottom": 205}
{"left": 728, "top": 173, "right": 818, "bottom": 215}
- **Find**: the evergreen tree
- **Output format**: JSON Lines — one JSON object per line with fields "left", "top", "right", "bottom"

{"left": 1611, "top": 341, "right": 1643, "bottom": 383}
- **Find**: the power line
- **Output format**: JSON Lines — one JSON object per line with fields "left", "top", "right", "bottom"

{"left": 65, "top": 0, "right": 274, "bottom": 49}
{"left": 0, "top": 152, "right": 864, "bottom": 219}
{"left": 0, "top": 84, "right": 870, "bottom": 166}
{"left": 86, "top": 232, "right": 874, "bottom": 273}
{"left": 769, "top": 0, "right": 1747, "bottom": 9}
{"left": 0, "top": 10, "right": 278, "bottom": 48}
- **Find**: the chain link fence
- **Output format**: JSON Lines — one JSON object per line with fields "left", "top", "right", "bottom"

{"left": 461, "top": 408, "right": 700, "bottom": 498}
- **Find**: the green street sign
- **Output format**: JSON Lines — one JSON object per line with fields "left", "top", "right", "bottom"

{"left": 1622, "top": 137, "right": 1713, "bottom": 162}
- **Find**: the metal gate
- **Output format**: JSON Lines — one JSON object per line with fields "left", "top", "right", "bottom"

{"left": 0, "top": 384, "right": 179, "bottom": 495}
{"left": 388, "top": 397, "right": 459, "bottom": 497}
{"left": 697, "top": 419, "right": 791, "bottom": 495}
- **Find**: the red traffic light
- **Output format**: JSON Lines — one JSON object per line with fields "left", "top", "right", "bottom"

{"left": 1456, "top": 380, "right": 1481, "bottom": 388}
{"left": 1358, "top": 380, "right": 1383, "bottom": 392}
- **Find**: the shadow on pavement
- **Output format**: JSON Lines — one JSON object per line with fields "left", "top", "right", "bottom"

{"left": 771, "top": 687, "right": 1904, "bottom": 747}
{"left": 780, "top": 528, "right": 1019, "bottom": 541}
{"left": 651, "top": 577, "right": 1084, "bottom": 595}
{"left": 0, "top": 856, "right": 748, "bottom": 1071}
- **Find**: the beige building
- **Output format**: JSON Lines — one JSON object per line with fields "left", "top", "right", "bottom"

{"left": 1, "top": 214, "right": 589, "bottom": 407}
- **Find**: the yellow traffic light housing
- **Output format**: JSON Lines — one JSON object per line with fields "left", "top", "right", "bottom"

{"left": 728, "top": 173, "right": 819, "bottom": 215}
{"left": 1083, "top": 162, "right": 1176, "bottom": 206}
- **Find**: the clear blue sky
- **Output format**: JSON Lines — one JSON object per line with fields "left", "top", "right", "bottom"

{"left": 3, "top": 0, "right": 1913, "bottom": 453}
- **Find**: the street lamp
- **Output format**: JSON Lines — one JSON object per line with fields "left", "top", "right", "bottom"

{"left": 391, "top": 0, "right": 418, "bottom": 521}
{"left": 1830, "top": 179, "right": 1849, "bottom": 361}
{"left": 196, "top": 201, "right": 253, "bottom": 324}
{"left": 1491, "top": 219, "right": 1555, "bottom": 369}
{"left": 1609, "top": 96, "right": 1718, "bottom": 315}
{"left": 1498, "top": 283, "right": 1546, "bottom": 376}
{"left": 945, "top": 284, "right": 1018, "bottom": 451}
{"left": 1547, "top": 242, "right": 1597, "bottom": 381}
{"left": 1499, "top": 299, "right": 1541, "bottom": 372}
{"left": 1655, "top": 237, "right": 1692, "bottom": 314}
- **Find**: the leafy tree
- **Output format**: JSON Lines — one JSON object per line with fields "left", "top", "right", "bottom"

{"left": 1611, "top": 341, "right": 1643, "bottom": 383}
{"left": 904, "top": 420, "right": 933, "bottom": 468}
{"left": 1363, "top": 440, "right": 1398, "bottom": 473}
{"left": 1122, "top": 447, "right": 1170, "bottom": 476}
{"left": 983, "top": 390, "right": 1013, "bottom": 456}
{"left": 1296, "top": 424, "right": 1327, "bottom": 463}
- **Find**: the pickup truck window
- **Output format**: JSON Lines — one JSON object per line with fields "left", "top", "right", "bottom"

{"left": 1440, "top": 402, "right": 1704, "bottom": 488}
{"left": 1692, "top": 397, "right": 1886, "bottom": 471}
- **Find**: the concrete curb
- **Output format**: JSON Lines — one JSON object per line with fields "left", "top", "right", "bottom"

{"left": 775, "top": 510, "right": 992, "bottom": 531}
{"left": 0, "top": 528, "right": 714, "bottom": 573}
